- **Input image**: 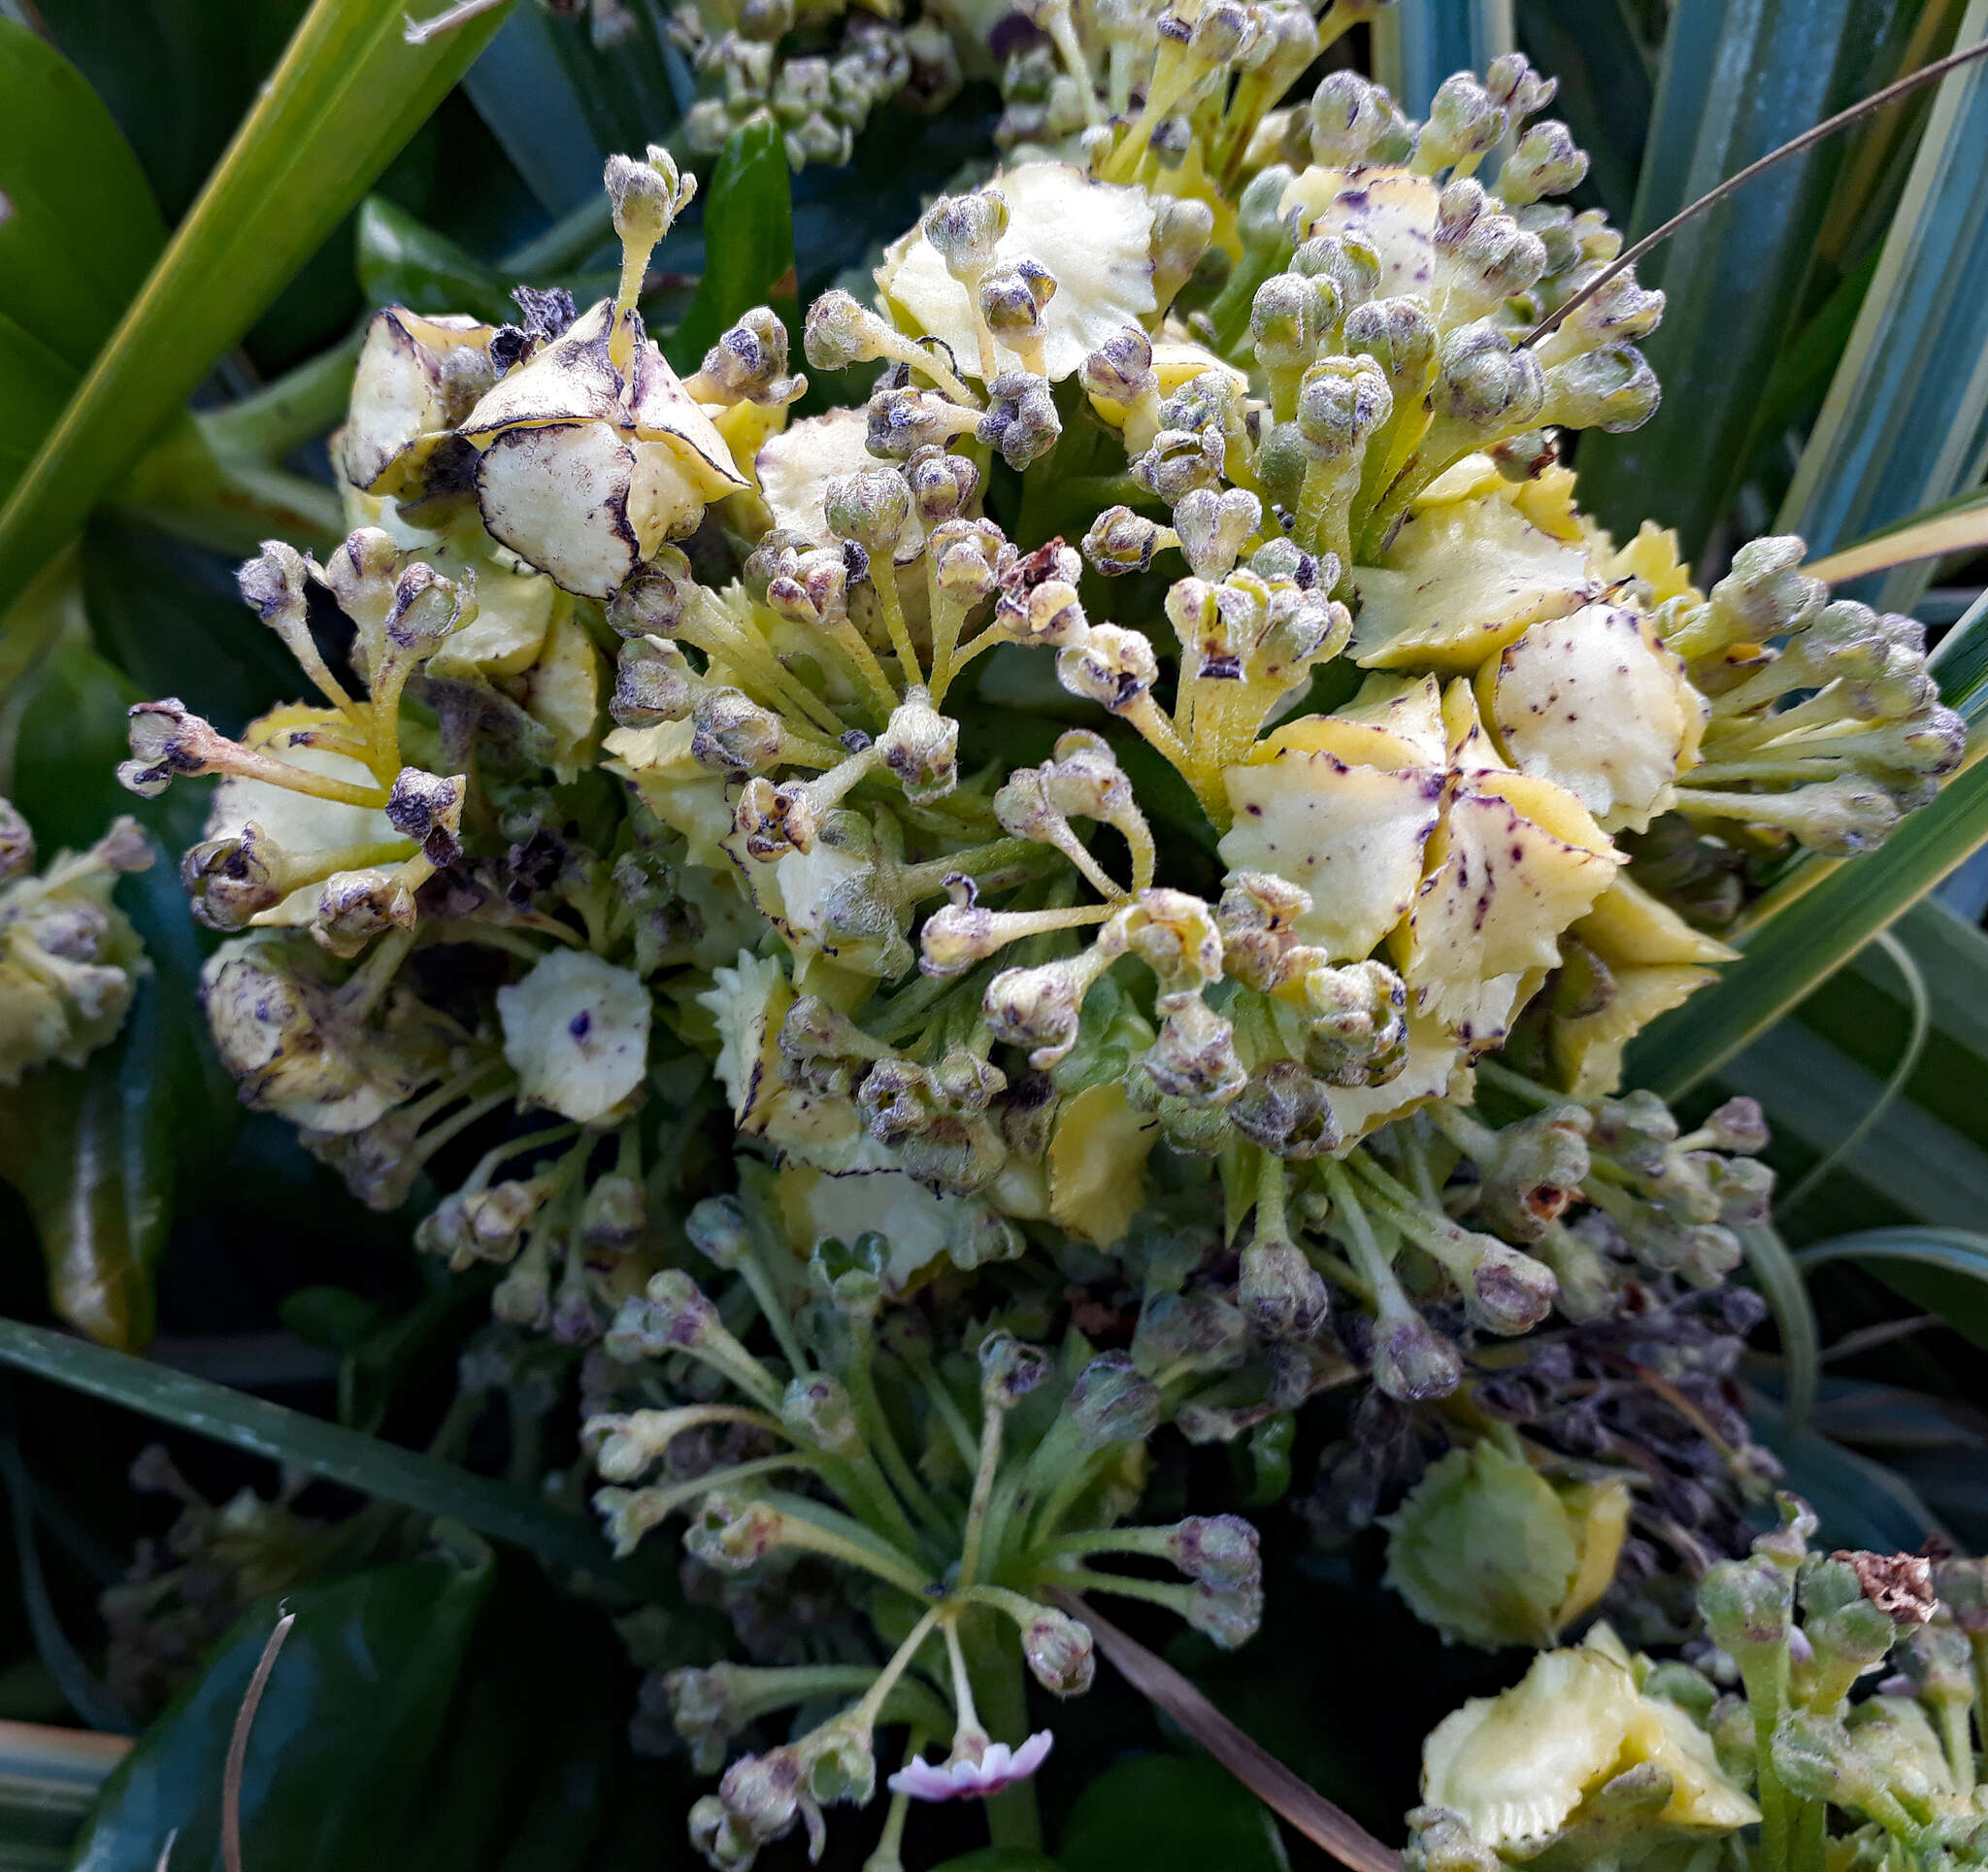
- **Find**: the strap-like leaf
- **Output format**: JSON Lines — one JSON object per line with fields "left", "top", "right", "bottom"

{"left": 0, "top": 1318, "right": 623, "bottom": 1581}
{"left": 0, "top": 0, "right": 509, "bottom": 611}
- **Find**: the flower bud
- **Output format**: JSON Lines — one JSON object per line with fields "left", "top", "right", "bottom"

{"left": 1499, "top": 120, "right": 1589, "bottom": 208}
{"left": 782, "top": 1374, "right": 860, "bottom": 1454}
{"left": 1068, "top": 1351, "right": 1161, "bottom": 1446}
{"left": 1295, "top": 353, "right": 1392, "bottom": 460}
{"left": 686, "top": 1491, "right": 784, "bottom": 1571}
{"left": 824, "top": 468, "right": 914, "bottom": 557}
{"left": 1149, "top": 196, "right": 1214, "bottom": 311}
{"left": 1301, "top": 960, "right": 1408, "bottom": 1086}
{"left": 1081, "top": 504, "right": 1166, "bottom": 577}
{"left": 876, "top": 687, "right": 959, "bottom": 802}
{"left": 612, "top": 635, "right": 696, "bottom": 728}
{"left": 698, "top": 307, "right": 804, "bottom": 406}
{"left": 686, "top": 1193, "right": 753, "bottom": 1269}
{"left": 923, "top": 189, "right": 1010, "bottom": 278}
{"left": 1023, "top": 1608, "right": 1095, "bottom": 1695}
{"left": 1187, "top": 1578, "right": 1263, "bottom": 1649}
{"left": 384, "top": 767, "right": 465, "bottom": 866}
{"left": 606, "top": 144, "right": 695, "bottom": 251}
{"left": 1372, "top": 1305, "right": 1462, "bottom": 1402}
{"left": 904, "top": 447, "right": 978, "bottom": 524}
{"left": 1240, "top": 1237, "right": 1329, "bottom": 1341}
{"left": 182, "top": 825, "right": 286, "bottom": 930}
{"left": 1170, "top": 1514, "right": 1260, "bottom": 1588}
{"left": 1229, "top": 1060, "right": 1341, "bottom": 1159}
{"left": 1172, "top": 486, "right": 1261, "bottom": 581}
{"left": 803, "top": 288, "right": 884, "bottom": 371}
{"left": 1142, "top": 999, "right": 1246, "bottom": 1104}
{"left": 690, "top": 687, "right": 787, "bottom": 774}
{"left": 579, "top": 1172, "right": 646, "bottom": 1252}
{"left": 977, "top": 371, "right": 1062, "bottom": 470}
{"left": 1309, "top": 72, "right": 1392, "bottom": 167}
{"left": 979, "top": 1328, "right": 1052, "bottom": 1406}
{"left": 1417, "top": 74, "right": 1506, "bottom": 173}
{"left": 1057, "top": 622, "right": 1159, "bottom": 714}
{"left": 1702, "top": 1556, "right": 1794, "bottom": 1660}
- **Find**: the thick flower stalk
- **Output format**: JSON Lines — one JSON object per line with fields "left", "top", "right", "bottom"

{"left": 1408, "top": 1498, "right": 1988, "bottom": 1872}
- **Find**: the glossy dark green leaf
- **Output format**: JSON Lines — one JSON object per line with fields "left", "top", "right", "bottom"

{"left": 932, "top": 1852, "right": 1065, "bottom": 1872}
{"left": 0, "top": 0, "right": 508, "bottom": 613}
{"left": 665, "top": 116, "right": 797, "bottom": 377}
{"left": 0, "top": 21, "right": 165, "bottom": 515}
{"left": 67, "top": 1544, "right": 494, "bottom": 1872}
{"left": 0, "top": 1318, "right": 625, "bottom": 1580}
{"left": 1746, "top": 1389, "right": 1948, "bottom": 1551}
{"left": 0, "top": 629, "right": 232, "bottom": 1347}
{"left": 42, "top": 0, "right": 309, "bottom": 225}
{"left": 1058, "top": 1755, "right": 1288, "bottom": 1872}
{"left": 356, "top": 194, "right": 521, "bottom": 325}
{"left": 0, "top": 21, "right": 164, "bottom": 372}
{"left": 461, "top": 1, "right": 683, "bottom": 216}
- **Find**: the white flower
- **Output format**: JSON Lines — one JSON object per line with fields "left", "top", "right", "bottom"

{"left": 886, "top": 1731, "right": 1054, "bottom": 1800}
{"left": 497, "top": 948, "right": 650, "bottom": 1122}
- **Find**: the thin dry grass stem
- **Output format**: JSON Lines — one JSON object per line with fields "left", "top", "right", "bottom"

{"left": 221, "top": 1611, "right": 296, "bottom": 1872}
{"left": 1047, "top": 1589, "right": 1405, "bottom": 1872}
{"left": 1523, "top": 33, "right": 1988, "bottom": 349}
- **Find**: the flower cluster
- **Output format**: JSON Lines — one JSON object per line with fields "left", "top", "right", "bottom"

{"left": 587, "top": 1192, "right": 1264, "bottom": 1867}
{"left": 670, "top": 0, "right": 962, "bottom": 171}
{"left": 0, "top": 799, "right": 152, "bottom": 1086}
{"left": 1408, "top": 1498, "right": 1988, "bottom": 1872}
{"left": 108, "top": 31, "right": 1964, "bottom": 1866}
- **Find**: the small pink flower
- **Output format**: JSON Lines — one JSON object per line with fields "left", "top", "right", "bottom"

{"left": 887, "top": 1731, "right": 1054, "bottom": 1801}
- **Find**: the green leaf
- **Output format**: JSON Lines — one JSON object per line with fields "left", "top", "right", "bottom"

{"left": 1796, "top": 1224, "right": 1988, "bottom": 1285}
{"left": 461, "top": 2, "right": 682, "bottom": 215}
{"left": 356, "top": 194, "right": 521, "bottom": 325}
{"left": 665, "top": 115, "right": 797, "bottom": 377}
{"left": 1746, "top": 1388, "right": 1949, "bottom": 1551}
{"left": 0, "top": 0, "right": 511, "bottom": 612}
{"left": 0, "top": 20, "right": 165, "bottom": 511}
{"left": 41, "top": 0, "right": 310, "bottom": 225}
{"left": 1574, "top": 0, "right": 1923, "bottom": 560}
{"left": 67, "top": 1545, "right": 493, "bottom": 1872}
{"left": 0, "top": 629, "right": 234, "bottom": 1347}
{"left": 0, "top": 1016, "right": 170, "bottom": 1351}
{"left": 1627, "top": 734, "right": 1988, "bottom": 1098}
{"left": 0, "top": 1317, "right": 625, "bottom": 1580}
{"left": 1370, "top": 1, "right": 1513, "bottom": 115}
{"left": 1774, "top": 0, "right": 1988, "bottom": 613}
{"left": 1797, "top": 1230, "right": 1988, "bottom": 1354}
{"left": 932, "top": 1854, "right": 1065, "bottom": 1872}
{"left": 1058, "top": 1755, "right": 1289, "bottom": 1872}
{"left": 1738, "top": 1225, "right": 1820, "bottom": 1437}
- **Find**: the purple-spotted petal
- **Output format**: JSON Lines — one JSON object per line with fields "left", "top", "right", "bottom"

{"left": 887, "top": 1730, "right": 1055, "bottom": 1801}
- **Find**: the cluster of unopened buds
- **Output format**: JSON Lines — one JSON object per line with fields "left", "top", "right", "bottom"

{"left": 1410, "top": 1498, "right": 1988, "bottom": 1872}
{"left": 669, "top": 0, "right": 961, "bottom": 171}
{"left": 0, "top": 799, "right": 152, "bottom": 1087}
{"left": 80, "top": 26, "right": 1967, "bottom": 1864}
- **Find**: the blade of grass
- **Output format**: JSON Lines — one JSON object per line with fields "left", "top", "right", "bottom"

{"left": 0, "top": 0, "right": 511, "bottom": 611}
{"left": 1795, "top": 1224, "right": 1988, "bottom": 1283}
{"left": 1775, "top": 0, "right": 1988, "bottom": 612}
{"left": 1776, "top": 929, "right": 1931, "bottom": 1219}
{"left": 0, "top": 1318, "right": 620, "bottom": 1581}
{"left": 1554, "top": 4, "right": 1977, "bottom": 560}
{"left": 1739, "top": 1225, "right": 1822, "bottom": 1437}
{"left": 1802, "top": 488, "right": 1988, "bottom": 585}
